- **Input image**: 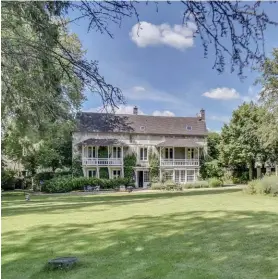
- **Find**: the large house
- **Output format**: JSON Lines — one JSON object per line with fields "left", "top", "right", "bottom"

{"left": 73, "top": 107, "right": 208, "bottom": 188}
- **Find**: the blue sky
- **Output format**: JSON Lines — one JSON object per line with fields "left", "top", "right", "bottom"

{"left": 68, "top": 2, "right": 277, "bottom": 132}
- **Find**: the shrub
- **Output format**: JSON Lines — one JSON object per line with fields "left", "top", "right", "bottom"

{"left": 245, "top": 176, "right": 278, "bottom": 196}
{"left": 151, "top": 183, "right": 166, "bottom": 190}
{"left": 42, "top": 176, "right": 131, "bottom": 193}
{"left": 1, "top": 169, "right": 16, "bottom": 190}
{"left": 208, "top": 177, "right": 223, "bottom": 188}
{"left": 183, "top": 181, "right": 209, "bottom": 189}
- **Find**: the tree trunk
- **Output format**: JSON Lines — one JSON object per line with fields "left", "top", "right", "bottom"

{"left": 248, "top": 161, "right": 253, "bottom": 180}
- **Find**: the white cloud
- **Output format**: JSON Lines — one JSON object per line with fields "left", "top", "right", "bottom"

{"left": 152, "top": 110, "right": 175, "bottom": 117}
{"left": 203, "top": 87, "right": 240, "bottom": 100}
{"left": 133, "top": 86, "right": 146, "bottom": 92}
{"left": 126, "top": 86, "right": 180, "bottom": 104}
{"left": 130, "top": 21, "right": 197, "bottom": 50}
{"left": 209, "top": 115, "right": 230, "bottom": 123}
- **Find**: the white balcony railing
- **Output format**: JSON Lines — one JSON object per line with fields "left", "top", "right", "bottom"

{"left": 161, "top": 159, "right": 199, "bottom": 167}
{"left": 82, "top": 158, "right": 123, "bottom": 166}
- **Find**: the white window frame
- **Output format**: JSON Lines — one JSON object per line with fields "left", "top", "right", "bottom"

{"left": 165, "top": 170, "right": 173, "bottom": 182}
{"left": 143, "top": 171, "right": 150, "bottom": 182}
{"left": 88, "top": 169, "right": 96, "bottom": 178}
{"left": 165, "top": 148, "right": 173, "bottom": 159}
{"left": 175, "top": 170, "right": 186, "bottom": 184}
{"left": 87, "top": 146, "right": 96, "bottom": 158}
{"left": 140, "top": 147, "right": 148, "bottom": 161}
{"left": 112, "top": 147, "right": 121, "bottom": 158}
{"left": 187, "top": 148, "right": 195, "bottom": 159}
{"left": 187, "top": 170, "right": 195, "bottom": 182}
{"left": 112, "top": 170, "right": 121, "bottom": 179}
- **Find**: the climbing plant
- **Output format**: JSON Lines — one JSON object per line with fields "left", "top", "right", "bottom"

{"left": 72, "top": 156, "right": 83, "bottom": 177}
{"left": 99, "top": 167, "right": 109, "bottom": 179}
{"left": 124, "top": 153, "right": 137, "bottom": 182}
{"left": 149, "top": 151, "right": 159, "bottom": 182}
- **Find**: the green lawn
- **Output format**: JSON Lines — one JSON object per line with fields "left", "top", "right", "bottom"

{"left": 2, "top": 188, "right": 278, "bottom": 279}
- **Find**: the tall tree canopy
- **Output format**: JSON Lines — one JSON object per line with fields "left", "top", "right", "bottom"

{"left": 257, "top": 48, "right": 278, "bottom": 148}
{"left": 219, "top": 102, "right": 267, "bottom": 180}
{"left": 207, "top": 132, "right": 221, "bottom": 160}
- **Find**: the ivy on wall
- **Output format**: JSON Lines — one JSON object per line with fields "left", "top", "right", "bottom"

{"left": 99, "top": 167, "right": 109, "bottom": 179}
{"left": 124, "top": 153, "right": 136, "bottom": 182}
{"left": 72, "top": 156, "right": 83, "bottom": 177}
{"left": 149, "top": 151, "right": 159, "bottom": 182}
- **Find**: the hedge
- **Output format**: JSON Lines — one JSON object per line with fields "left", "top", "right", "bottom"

{"left": 42, "top": 176, "right": 133, "bottom": 193}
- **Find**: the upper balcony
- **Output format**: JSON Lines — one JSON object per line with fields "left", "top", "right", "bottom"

{"left": 157, "top": 139, "right": 203, "bottom": 168}
{"left": 82, "top": 158, "right": 123, "bottom": 166}
{"left": 78, "top": 138, "right": 126, "bottom": 167}
{"left": 161, "top": 159, "right": 199, "bottom": 167}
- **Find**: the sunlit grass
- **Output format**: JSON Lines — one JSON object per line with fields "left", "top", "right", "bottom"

{"left": 2, "top": 189, "right": 278, "bottom": 279}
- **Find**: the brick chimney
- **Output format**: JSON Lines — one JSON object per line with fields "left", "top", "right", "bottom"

{"left": 200, "top": 108, "right": 205, "bottom": 121}
{"left": 133, "top": 106, "right": 138, "bottom": 115}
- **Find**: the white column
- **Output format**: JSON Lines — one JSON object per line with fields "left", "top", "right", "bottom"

{"left": 173, "top": 146, "right": 175, "bottom": 166}
{"left": 82, "top": 145, "right": 85, "bottom": 159}
{"left": 276, "top": 164, "right": 278, "bottom": 177}
{"left": 121, "top": 146, "right": 124, "bottom": 178}
{"left": 159, "top": 147, "right": 162, "bottom": 182}
{"left": 97, "top": 167, "right": 99, "bottom": 178}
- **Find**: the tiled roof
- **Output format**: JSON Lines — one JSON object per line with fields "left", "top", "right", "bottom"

{"left": 77, "top": 138, "right": 126, "bottom": 146}
{"left": 76, "top": 112, "right": 207, "bottom": 136}
{"left": 157, "top": 138, "right": 204, "bottom": 147}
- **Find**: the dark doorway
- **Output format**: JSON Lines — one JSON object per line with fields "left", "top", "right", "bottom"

{"left": 138, "top": 171, "right": 144, "bottom": 187}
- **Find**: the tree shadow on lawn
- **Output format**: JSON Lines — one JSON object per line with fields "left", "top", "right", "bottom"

{"left": 2, "top": 210, "right": 278, "bottom": 279}
{"left": 2, "top": 188, "right": 242, "bottom": 217}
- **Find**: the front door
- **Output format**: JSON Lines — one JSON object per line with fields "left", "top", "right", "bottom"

{"left": 138, "top": 171, "right": 144, "bottom": 187}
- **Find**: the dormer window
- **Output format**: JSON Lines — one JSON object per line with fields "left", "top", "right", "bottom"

{"left": 186, "top": 126, "right": 192, "bottom": 131}
{"left": 140, "top": 126, "right": 146, "bottom": 131}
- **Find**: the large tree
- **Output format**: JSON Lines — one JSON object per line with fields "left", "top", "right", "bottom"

{"left": 219, "top": 102, "right": 266, "bottom": 180}
{"left": 257, "top": 48, "right": 278, "bottom": 149}
{"left": 1, "top": 1, "right": 123, "bottom": 136}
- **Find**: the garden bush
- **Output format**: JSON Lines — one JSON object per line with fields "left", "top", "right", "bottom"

{"left": 150, "top": 180, "right": 182, "bottom": 191}
{"left": 150, "top": 183, "right": 166, "bottom": 190}
{"left": 42, "top": 176, "right": 131, "bottom": 193}
{"left": 208, "top": 177, "right": 223, "bottom": 188}
{"left": 245, "top": 176, "right": 278, "bottom": 196}
{"left": 183, "top": 181, "right": 209, "bottom": 189}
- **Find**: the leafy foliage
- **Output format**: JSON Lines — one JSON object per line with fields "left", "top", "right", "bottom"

{"left": 148, "top": 151, "right": 159, "bottom": 182}
{"left": 72, "top": 156, "right": 83, "bottom": 177}
{"left": 200, "top": 159, "right": 224, "bottom": 179}
{"left": 1, "top": 169, "right": 16, "bottom": 190}
{"left": 1, "top": 2, "right": 123, "bottom": 135}
{"left": 99, "top": 167, "right": 109, "bottom": 179}
{"left": 219, "top": 103, "right": 266, "bottom": 180}
{"left": 42, "top": 176, "right": 130, "bottom": 193}
{"left": 256, "top": 48, "right": 278, "bottom": 152}
{"left": 123, "top": 153, "right": 136, "bottom": 183}
{"left": 207, "top": 132, "right": 221, "bottom": 160}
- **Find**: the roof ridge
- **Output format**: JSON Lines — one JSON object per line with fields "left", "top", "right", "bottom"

{"left": 79, "top": 111, "right": 198, "bottom": 119}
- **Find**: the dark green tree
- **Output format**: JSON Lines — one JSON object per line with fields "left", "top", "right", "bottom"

{"left": 219, "top": 102, "right": 266, "bottom": 180}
